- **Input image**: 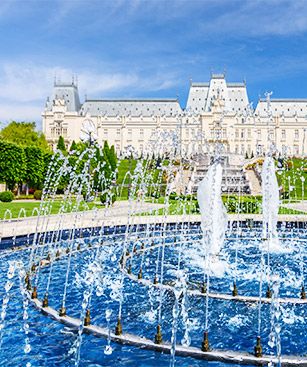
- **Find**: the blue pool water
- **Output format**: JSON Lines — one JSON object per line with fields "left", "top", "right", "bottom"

{"left": 0, "top": 223, "right": 307, "bottom": 366}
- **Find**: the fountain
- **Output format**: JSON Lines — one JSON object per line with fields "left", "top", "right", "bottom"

{"left": 0, "top": 128, "right": 307, "bottom": 367}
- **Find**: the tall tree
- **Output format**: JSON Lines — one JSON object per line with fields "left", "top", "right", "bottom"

{"left": 56, "top": 136, "right": 66, "bottom": 152}
{"left": 69, "top": 140, "right": 78, "bottom": 152}
{"left": 108, "top": 145, "right": 118, "bottom": 172}
{"left": 24, "top": 146, "right": 44, "bottom": 193}
{"left": 0, "top": 121, "right": 50, "bottom": 151}
{"left": 0, "top": 141, "right": 26, "bottom": 191}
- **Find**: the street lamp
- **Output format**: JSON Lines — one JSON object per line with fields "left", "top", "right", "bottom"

{"left": 80, "top": 118, "right": 98, "bottom": 146}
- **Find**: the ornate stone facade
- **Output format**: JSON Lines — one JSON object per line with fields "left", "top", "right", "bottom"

{"left": 42, "top": 73, "right": 307, "bottom": 157}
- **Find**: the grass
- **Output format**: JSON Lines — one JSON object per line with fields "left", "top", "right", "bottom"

{"left": 276, "top": 158, "right": 307, "bottom": 200}
{"left": 3, "top": 158, "right": 307, "bottom": 219}
{"left": 116, "top": 159, "right": 166, "bottom": 199}
{"left": 0, "top": 199, "right": 99, "bottom": 219}
{"left": 144, "top": 195, "right": 306, "bottom": 216}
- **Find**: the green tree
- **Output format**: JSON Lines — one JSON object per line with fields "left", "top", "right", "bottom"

{"left": 43, "top": 151, "right": 53, "bottom": 182}
{"left": 108, "top": 145, "right": 118, "bottom": 172}
{"left": 24, "top": 146, "right": 44, "bottom": 193}
{"left": 0, "top": 141, "right": 26, "bottom": 191}
{"left": 70, "top": 140, "right": 78, "bottom": 152}
{"left": 56, "top": 136, "right": 66, "bottom": 152}
{"left": 0, "top": 121, "right": 50, "bottom": 151}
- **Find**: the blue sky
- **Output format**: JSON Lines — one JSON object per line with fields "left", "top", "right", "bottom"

{"left": 0, "top": 0, "right": 307, "bottom": 127}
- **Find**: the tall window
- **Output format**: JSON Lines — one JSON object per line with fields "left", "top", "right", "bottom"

{"left": 116, "top": 128, "right": 121, "bottom": 137}
{"left": 128, "top": 129, "right": 132, "bottom": 140}
{"left": 295, "top": 129, "right": 299, "bottom": 140}
{"left": 140, "top": 128, "right": 144, "bottom": 139}
{"left": 55, "top": 122, "right": 62, "bottom": 136}
{"left": 281, "top": 130, "right": 286, "bottom": 140}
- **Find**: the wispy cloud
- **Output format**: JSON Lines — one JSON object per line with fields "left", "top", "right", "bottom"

{"left": 0, "top": 62, "right": 180, "bottom": 122}
{"left": 200, "top": 0, "right": 307, "bottom": 37}
{"left": 0, "top": 0, "right": 307, "bottom": 124}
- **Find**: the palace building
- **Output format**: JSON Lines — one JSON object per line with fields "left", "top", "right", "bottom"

{"left": 42, "top": 73, "right": 307, "bottom": 157}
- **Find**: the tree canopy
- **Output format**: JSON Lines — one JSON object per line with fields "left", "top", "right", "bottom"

{"left": 0, "top": 121, "right": 50, "bottom": 151}
{"left": 0, "top": 141, "right": 26, "bottom": 190}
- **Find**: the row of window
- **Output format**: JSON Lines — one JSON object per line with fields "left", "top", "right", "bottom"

{"left": 234, "top": 144, "right": 301, "bottom": 155}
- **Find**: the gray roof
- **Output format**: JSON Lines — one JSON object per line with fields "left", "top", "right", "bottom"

{"left": 80, "top": 99, "right": 182, "bottom": 117}
{"left": 255, "top": 99, "right": 307, "bottom": 117}
{"left": 46, "top": 83, "right": 81, "bottom": 112}
{"left": 186, "top": 76, "right": 249, "bottom": 114}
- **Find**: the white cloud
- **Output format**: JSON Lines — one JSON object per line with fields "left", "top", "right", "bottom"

{"left": 0, "top": 62, "right": 180, "bottom": 124}
{"left": 0, "top": 102, "right": 42, "bottom": 125}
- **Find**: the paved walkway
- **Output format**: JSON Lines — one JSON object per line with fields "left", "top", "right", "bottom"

{"left": 281, "top": 201, "right": 307, "bottom": 214}
{"left": 1, "top": 200, "right": 307, "bottom": 238}
{"left": 0, "top": 201, "right": 164, "bottom": 238}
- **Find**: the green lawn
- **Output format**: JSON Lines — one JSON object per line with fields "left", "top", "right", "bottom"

{"left": 144, "top": 195, "right": 306, "bottom": 216}
{"left": 116, "top": 159, "right": 167, "bottom": 199}
{"left": 0, "top": 200, "right": 99, "bottom": 219}
{"left": 276, "top": 158, "right": 307, "bottom": 200}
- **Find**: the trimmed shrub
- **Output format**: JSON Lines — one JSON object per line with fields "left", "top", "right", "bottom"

{"left": 100, "top": 191, "right": 116, "bottom": 205}
{"left": 281, "top": 191, "right": 289, "bottom": 200}
{"left": 34, "top": 190, "right": 42, "bottom": 200}
{"left": 0, "top": 191, "right": 14, "bottom": 202}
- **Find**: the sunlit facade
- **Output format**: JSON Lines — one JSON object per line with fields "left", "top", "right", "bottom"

{"left": 42, "top": 73, "right": 307, "bottom": 157}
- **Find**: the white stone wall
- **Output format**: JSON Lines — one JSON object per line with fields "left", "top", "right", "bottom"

{"left": 42, "top": 77, "right": 307, "bottom": 157}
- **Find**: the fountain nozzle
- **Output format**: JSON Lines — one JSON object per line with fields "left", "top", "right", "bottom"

{"left": 201, "top": 331, "right": 210, "bottom": 352}
{"left": 154, "top": 324, "right": 162, "bottom": 344}
{"left": 138, "top": 268, "right": 142, "bottom": 279}
{"left": 42, "top": 295, "right": 48, "bottom": 307}
{"left": 59, "top": 306, "right": 66, "bottom": 317}
{"left": 25, "top": 273, "right": 29, "bottom": 285}
{"left": 31, "top": 286, "right": 37, "bottom": 299}
{"left": 254, "top": 336, "right": 262, "bottom": 357}
{"left": 232, "top": 282, "right": 238, "bottom": 297}
{"left": 84, "top": 309, "right": 91, "bottom": 326}
{"left": 115, "top": 317, "right": 122, "bottom": 335}
{"left": 266, "top": 285, "right": 272, "bottom": 298}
